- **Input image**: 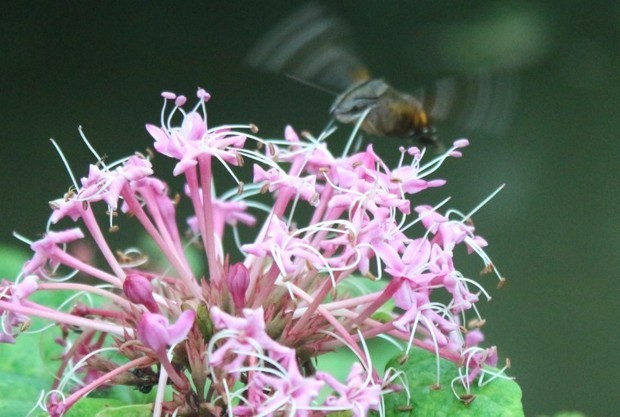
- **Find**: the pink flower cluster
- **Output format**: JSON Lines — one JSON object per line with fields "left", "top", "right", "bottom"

{"left": 1, "top": 88, "right": 505, "bottom": 416}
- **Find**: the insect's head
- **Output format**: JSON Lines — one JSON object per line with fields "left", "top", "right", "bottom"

{"left": 330, "top": 79, "right": 389, "bottom": 124}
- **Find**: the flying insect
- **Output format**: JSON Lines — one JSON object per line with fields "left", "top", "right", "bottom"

{"left": 246, "top": 4, "right": 517, "bottom": 148}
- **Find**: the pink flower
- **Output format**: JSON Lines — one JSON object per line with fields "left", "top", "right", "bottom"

{"left": 137, "top": 310, "right": 195, "bottom": 354}
{"left": 240, "top": 353, "right": 324, "bottom": 417}
{"left": 22, "top": 228, "right": 85, "bottom": 276}
{"left": 7, "top": 88, "right": 508, "bottom": 416}
{"left": 317, "top": 362, "right": 382, "bottom": 416}
{"left": 146, "top": 97, "right": 246, "bottom": 176}
{"left": 253, "top": 164, "right": 319, "bottom": 205}
{"left": 208, "top": 307, "right": 291, "bottom": 374}
{"left": 0, "top": 276, "right": 38, "bottom": 343}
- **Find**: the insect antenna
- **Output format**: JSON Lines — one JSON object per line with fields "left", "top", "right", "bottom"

{"left": 284, "top": 73, "right": 339, "bottom": 96}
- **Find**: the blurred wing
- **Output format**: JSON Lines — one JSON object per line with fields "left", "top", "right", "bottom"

{"left": 416, "top": 70, "right": 519, "bottom": 135}
{"left": 245, "top": 3, "right": 370, "bottom": 93}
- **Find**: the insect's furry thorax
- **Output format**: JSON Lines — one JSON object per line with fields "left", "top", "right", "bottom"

{"left": 330, "top": 78, "right": 437, "bottom": 145}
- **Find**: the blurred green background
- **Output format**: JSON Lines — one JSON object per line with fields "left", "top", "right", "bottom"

{"left": 1, "top": 1, "right": 618, "bottom": 416}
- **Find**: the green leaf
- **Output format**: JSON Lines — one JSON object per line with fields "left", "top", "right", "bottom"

{"left": 66, "top": 400, "right": 151, "bottom": 417}
{"left": 0, "top": 326, "right": 60, "bottom": 415}
{"left": 0, "top": 336, "right": 48, "bottom": 378}
{"left": 0, "top": 371, "right": 49, "bottom": 416}
{"left": 0, "top": 244, "right": 29, "bottom": 277}
{"left": 0, "top": 371, "right": 48, "bottom": 399}
{"left": 537, "top": 413, "right": 588, "bottom": 417}
{"left": 0, "top": 399, "right": 42, "bottom": 417}
{"left": 17, "top": 398, "right": 147, "bottom": 417}
{"left": 381, "top": 348, "right": 523, "bottom": 417}
{"left": 0, "top": 320, "right": 151, "bottom": 415}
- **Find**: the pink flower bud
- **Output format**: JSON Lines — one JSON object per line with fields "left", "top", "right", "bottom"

{"left": 123, "top": 273, "right": 159, "bottom": 313}
{"left": 226, "top": 262, "right": 249, "bottom": 310}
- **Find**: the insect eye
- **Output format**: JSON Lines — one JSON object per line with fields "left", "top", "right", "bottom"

{"left": 349, "top": 104, "right": 363, "bottom": 113}
{"left": 347, "top": 98, "right": 374, "bottom": 114}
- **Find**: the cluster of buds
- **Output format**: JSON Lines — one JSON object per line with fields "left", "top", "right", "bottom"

{"left": 1, "top": 88, "right": 506, "bottom": 416}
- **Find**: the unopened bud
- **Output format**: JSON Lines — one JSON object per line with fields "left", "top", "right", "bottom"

{"left": 123, "top": 273, "right": 159, "bottom": 313}
{"left": 226, "top": 263, "right": 249, "bottom": 310}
